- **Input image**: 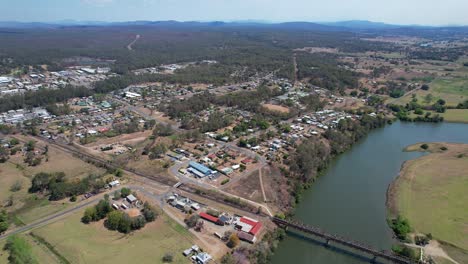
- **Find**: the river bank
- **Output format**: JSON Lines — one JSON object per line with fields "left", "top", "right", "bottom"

{"left": 387, "top": 142, "right": 468, "bottom": 264}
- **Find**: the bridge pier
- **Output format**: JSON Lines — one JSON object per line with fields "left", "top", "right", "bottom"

{"left": 371, "top": 255, "right": 377, "bottom": 263}
{"left": 324, "top": 239, "right": 330, "bottom": 247}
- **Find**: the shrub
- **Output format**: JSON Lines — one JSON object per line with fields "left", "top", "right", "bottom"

{"left": 415, "top": 235, "right": 430, "bottom": 246}
{"left": 226, "top": 233, "right": 240, "bottom": 248}
{"left": 162, "top": 253, "right": 174, "bottom": 263}
{"left": 392, "top": 244, "right": 418, "bottom": 260}
{"left": 10, "top": 180, "right": 22, "bottom": 192}
{"left": 221, "top": 179, "right": 230, "bottom": 185}
{"left": 420, "top": 144, "right": 429, "bottom": 150}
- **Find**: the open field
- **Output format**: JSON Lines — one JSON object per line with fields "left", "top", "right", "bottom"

{"left": 0, "top": 139, "right": 106, "bottom": 224}
{"left": 0, "top": 162, "right": 30, "bottom": 203}
{"left": 407, "top": 109, "right": 468, "bottom": 123}
{"left": 225, "top": 169, "right": 264, "bottom": 203}
{"left": 389, "top": 143, "right": 468, "bottom": 262}
{"left": 8, "top": 137, "right": 106, "bottom": 179}
{"left": 262, "top": 103, "right": 290, "bottom": 113}
{"left": 0, "top": 234, "right": 61, "bottom": 264}
{"left": 441, "top": 109, "right": 468, "bottom": 123}
{"left": 31, "top": 208, "right": 194, "bottom": 264}
{"left": 389, "top": 77, "right": 468, "bottom": 107}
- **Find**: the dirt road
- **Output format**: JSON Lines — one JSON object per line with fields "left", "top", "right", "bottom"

{"left": 127, "top": 34, "right": 140, "bottom": 50}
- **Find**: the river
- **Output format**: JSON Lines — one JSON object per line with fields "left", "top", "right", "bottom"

{"left": 272, "top": 121, "right": 468, "bottom": 264}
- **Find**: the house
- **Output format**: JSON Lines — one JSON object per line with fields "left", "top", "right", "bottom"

{"left": 126, "top": 194, "right": 137, "bottom": 204}
{"left": 195, "top": 252, "right": 212, "bottom": 264}
{"left": 108, "top": 180, "right": 120, "bottom": 188}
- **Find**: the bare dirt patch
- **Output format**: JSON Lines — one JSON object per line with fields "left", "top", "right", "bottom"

{"left": 262, "top": 104, "right": 290, "bottom": 113}
{"left": 294, "top": 47, "right": 339, "bottom": 53}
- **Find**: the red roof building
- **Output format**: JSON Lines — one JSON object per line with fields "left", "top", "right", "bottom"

{"left": 241, "top": 158, "right": 253, "bottom": 164}
{"left": 199, "top": 212, "right": 222, "bottom": 225}
{"left": 237, "top": 217, "right": 262, "bottom": 236}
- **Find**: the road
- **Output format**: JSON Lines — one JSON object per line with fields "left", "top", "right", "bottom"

{"left": 0, "top": 192, "right": 107, "bottom": 240}
{"left": 34, "top": 135, "right": 273, "bottom": 218}
{"left": 127, "top": 34, "right": 140, "bottom": 51}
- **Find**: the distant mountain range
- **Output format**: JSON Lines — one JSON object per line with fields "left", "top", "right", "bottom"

{"left": 0, "top": 20, "right": 465, "bottom": 30}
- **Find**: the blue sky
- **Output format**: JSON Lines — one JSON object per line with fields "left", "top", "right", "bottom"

{"left": 3, "top": 0, "right": 468, "bottom": 26}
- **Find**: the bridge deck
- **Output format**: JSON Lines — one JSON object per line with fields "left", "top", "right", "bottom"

{"left": 272, "top": 217, "right": 413, "bottom": 264}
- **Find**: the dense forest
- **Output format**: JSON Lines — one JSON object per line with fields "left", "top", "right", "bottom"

{"left": 296, "top": 52, "right": 359, "bottom": 92}
{"left": 0, "top": 23, "right": 394, "bottom": 75}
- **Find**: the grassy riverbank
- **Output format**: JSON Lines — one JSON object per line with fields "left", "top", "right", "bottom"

{"left": 388, "top": 142, "right": 468, "bottom": 263}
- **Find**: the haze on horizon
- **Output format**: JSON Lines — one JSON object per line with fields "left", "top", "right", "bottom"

{"left": 3, "top": 0, "right": 468, "bottom": 26}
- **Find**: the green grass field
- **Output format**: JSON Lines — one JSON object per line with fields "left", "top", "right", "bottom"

{"left": 441, "top": 109, "right": 468, "bottom": 123}
{"left": 394, "top": 143, "right": 468, "bottom": 254}
{"left": 0, "top": 234, "right": 60, "bottom": 264}
{"left": 388, "top": 77, "right": 468, "bottom": 107}
{"left": 31, "top": 209, "right": 194, "bottom": 264}
{"left": 408, "top": 109, "right": 468, "bottom": 123}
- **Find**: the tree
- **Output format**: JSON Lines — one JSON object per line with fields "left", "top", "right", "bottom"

{"left": 153, "top": 123, "right": 174, "bottom": 137}
{"left": 389, "top": 215, "right": 411, "bottom": 240}
{"left": 424, "top": 93, "right": 433, "bottom": 104}
{"left": 5, "top": 235, "right": 38, "bottom": 264}
{"left": 130, "top": 216, "right": 147, "bottom": 230}
{"left": 117, "top": 213, "right": 132, "bottom": 233}
{"left": 24, "top": 141, "right": 35, "bottom": 151}
{"left": 142, "top": 202, "right": 158, "bottom": 222}
{"left": 105, "top": 210, "right": 124, "bottom": 230}
{"left": 185, "top": 214, "right": 200, "bottom": 228}
{"left": 149, "top": 143, "right": 167, "bottom": 159}
{"left": 421, "top": 84, "right": 430, "bottom": 90}
{"left": 120, "top": 187, "right": 131, "bottom": 198}
{"left": 0, "top": 146, "right": 9, "bottom": 163}
{"left": 82, "top": 207, "right": 98, "bottom": 224}
{"left": 220, "top": 254, "right": 236, "bottom": 264}
{"left": 95, "top": 199, "right": 112, "bottom": 219}
{"left": 114, "top": 168, "right": 124, "bottom": 177}
{"left": 0, "top": 210, "right": 9, "bottom": 234}
{"left": 227, "top": 233, "right": 240, "bottom": 248}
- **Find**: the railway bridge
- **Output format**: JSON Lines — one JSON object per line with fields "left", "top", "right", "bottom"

{"left": 272, "top": 217, "right": 413, "bottom": 264}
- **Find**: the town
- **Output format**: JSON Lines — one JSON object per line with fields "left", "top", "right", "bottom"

{"left": 1, "top": 10, "right": 468, "bottom": 264}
